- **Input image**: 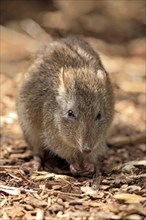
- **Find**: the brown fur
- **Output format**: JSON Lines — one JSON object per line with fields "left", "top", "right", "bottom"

{"left": 16, "top": 37, "right": 114, "bottom": 176}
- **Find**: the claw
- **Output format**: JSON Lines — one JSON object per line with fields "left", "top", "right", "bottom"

{"left": 70, "top": 162, "right": 95, "bottom": 176}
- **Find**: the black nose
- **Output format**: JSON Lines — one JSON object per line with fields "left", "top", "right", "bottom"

{"left": 82, "top": 145, "right": 91, "bottom": 153}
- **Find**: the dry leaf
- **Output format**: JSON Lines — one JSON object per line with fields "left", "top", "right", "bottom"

{"left": 113, "top": 193, "right": 146, "bottom": 203}
{"left": 36, "top": 209, "right": 44, "bottom": 220}
{"left": 7, "top": 205, "right": 25, "bottom": 219}
{"left": 81, "top": 186, "right": 104, "bottom": 199}
{"left": 0, "top": 185, "right": 20, "bottom": 195}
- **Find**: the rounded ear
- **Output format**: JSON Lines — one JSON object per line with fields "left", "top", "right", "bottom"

{"left": 97, "top": 69, "right": 106, "bottom": 82}
{"left": 57, "top": 67, "right": 75, "bottom": 108}
{"left": 59, "top": 67, "right": 74, "bottom": 90}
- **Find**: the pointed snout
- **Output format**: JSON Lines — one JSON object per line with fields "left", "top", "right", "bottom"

{"left": 82, "top": 144, "right": 91, "bottom": 153}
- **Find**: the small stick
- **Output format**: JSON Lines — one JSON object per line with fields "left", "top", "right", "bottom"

{"left": 108, "top": 132, "right": 146, "bottom": 147}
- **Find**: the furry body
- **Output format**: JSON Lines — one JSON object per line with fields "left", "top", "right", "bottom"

{"left": 16, "top": 37, "right": 114, "bottom": 176}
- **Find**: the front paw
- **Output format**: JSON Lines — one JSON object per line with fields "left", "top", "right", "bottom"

{"left": 70, "top": 162, "right": 95, "bottom": 177}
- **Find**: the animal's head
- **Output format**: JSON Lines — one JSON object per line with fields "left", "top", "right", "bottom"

{"left": 55, "top": 66, "right": 114, "bottom": 153}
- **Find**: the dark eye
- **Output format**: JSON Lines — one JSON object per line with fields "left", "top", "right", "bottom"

{"left": 95, "top": 112, "right": 101, "bottom": 120}
{"left": 67, "top": 110, "right": 75, "bottom": 118}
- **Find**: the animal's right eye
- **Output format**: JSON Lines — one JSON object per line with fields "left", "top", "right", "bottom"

{"left": 67, "top": 110, "right": 75, "bottom": 118}
{"left": 95, "top": 112, "right": 101, "bottom": 121}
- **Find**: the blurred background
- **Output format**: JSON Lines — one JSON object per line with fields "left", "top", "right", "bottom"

{"left": 1, "top": 0, "right": 146, "bottom": 155}
{"left": 1, "top": 0, "right": 145, "bottom": 75}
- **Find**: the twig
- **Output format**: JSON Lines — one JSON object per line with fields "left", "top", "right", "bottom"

{"left": 46, "top": 189, "right": 85, "bottom": 198}
{"left": 128, "top": 173, "right": 146, "bottom": 180}
{"left": 108, "top": 132, "right": 146, "bottom": 147}
{"left": 0, "top": 165, "right": 22, "bottom": 170}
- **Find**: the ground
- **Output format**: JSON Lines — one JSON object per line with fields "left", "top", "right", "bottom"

{"left": 0, "top": 2, "right": 146, "bottom": 219}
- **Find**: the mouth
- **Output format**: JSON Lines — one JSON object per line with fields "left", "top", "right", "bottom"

{"left": 82, "top": 152, "right": 91, "bottom": 161}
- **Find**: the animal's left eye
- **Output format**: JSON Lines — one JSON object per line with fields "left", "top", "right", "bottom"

{"left": 95, "top": 112, "right": 101, "bottom": 120}
{"left": 67, "top": 110, "right": 75, "bottom": 118}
